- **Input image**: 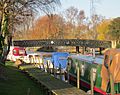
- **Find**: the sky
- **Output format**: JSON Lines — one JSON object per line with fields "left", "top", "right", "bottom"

{"left": 55, "top": 0, "right": 120, "bottom": 19}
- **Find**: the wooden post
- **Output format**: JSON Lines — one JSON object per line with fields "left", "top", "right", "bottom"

{"left": 107, "top": 66, "right": 115, "bottom": 95}
{"left": 59, "top": 64, "right": 62, "bottom": 80}
{"left": 110, "top": 73, "right": 115, "bottom": 95}
{"left": 52, "top": 63, "right": 55, "bottom": 76}
{"left": 92, "top": 48, "right": 95, "bottom": 58}
{"left": 27, "top": 88, "right": 30, "bottom": 95}
{"left": 77, "top": 67, "right": 80, "bottom": 89}
{"left": 46, "top": 60, "right": 50, "bottom": 73}
{"left": 67, "top": 67, "right": 69, "bottom": 83}
{"left": 42, "top": 62, "right": 45, "bottom": 72}
{"left": 90, "top": 68, "right": 94, "bottom": 95}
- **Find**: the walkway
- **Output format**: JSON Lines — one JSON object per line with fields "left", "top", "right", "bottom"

{"left": 19, "top": 64, "right": 87, "bottom": 95}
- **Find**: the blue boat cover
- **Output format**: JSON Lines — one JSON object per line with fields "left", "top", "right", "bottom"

{"left": 52, "top": 52, "right": 69, "bottom": 69}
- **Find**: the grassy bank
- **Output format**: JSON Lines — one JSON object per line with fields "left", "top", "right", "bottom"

{"left": 0, "top": 62, "right": 43, "bottom": 95}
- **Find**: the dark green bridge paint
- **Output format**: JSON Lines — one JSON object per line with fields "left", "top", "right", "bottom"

{"left": 13, "top": 39, "right": 111, "bottom": 48}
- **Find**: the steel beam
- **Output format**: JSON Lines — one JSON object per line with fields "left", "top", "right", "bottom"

{"left": 13, "top": 39, "right": 111, "bottom": 48}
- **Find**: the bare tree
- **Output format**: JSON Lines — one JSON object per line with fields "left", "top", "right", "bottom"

{"left": 0, "top": 0, "right": 61, "bottom": 63}
{"left": 89, "top": 14, "right": 104, "bottom": 39}
{"left": 64, "top": 6, "right": 78, "bottom": 38}
{"left": 25, "top": 14, "right": 65, "bottom": 39}
{"left": 75, "top": 10, "right": 88, "bottom": 39}
{"left": 77, "top": 10, "right": 85, "bottom": 25}
{"left": 64, "top": 6, "right": 78, "bottom": 24}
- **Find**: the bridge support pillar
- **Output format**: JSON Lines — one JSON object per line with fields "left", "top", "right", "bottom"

{"left": 81, "top": 47, "right": 86, "bottom": 54}
{"left": 76, "top": 46, "right": 79, "bottom": 53}
{"left": 111, "top": 40, "right": 116, "bottom": 48}
{"left": 99, "top": 47, "right": 102, "bottom": 55}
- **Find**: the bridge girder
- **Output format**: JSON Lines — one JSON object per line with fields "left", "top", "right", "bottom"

{"left": 13, "top": 39, "right": 111, "bottom": 48}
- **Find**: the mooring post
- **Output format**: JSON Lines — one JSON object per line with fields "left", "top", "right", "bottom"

{"left": 59, "top": 64, "right": 62, "bottom": 80}
{"left": 110, "top": 72, "right": 115, "bottom": 95}
{"left": 67, "top": 67, "right": 69, "bottom": 83}
{"left": 52, "top": 63, "right": 55, "bottom": 76}
{"left": 27, "top": 88, "right": 30, "bottom": 95}
{"left": 46, "top": 60, "right": 49, "bottom": 73}
{"left": 90, "top": 68, "right": 94, "bottom": 95}
{"left": 92, "top": 48, "right": 95, "bottom": 58}
{"left": 77, "top": 67, "right": 80, "bottom": 89}
{"left": 42, "top": 63, "right": 46, "bottom": 72}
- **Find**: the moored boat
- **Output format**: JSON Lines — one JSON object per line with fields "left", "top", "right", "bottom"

{"left": 66, "top": 49, "right": 120, "bottom": 95}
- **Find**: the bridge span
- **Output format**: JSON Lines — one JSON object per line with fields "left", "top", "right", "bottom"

{"left": 13, "top": 39, "right": 111, "bottom": 48}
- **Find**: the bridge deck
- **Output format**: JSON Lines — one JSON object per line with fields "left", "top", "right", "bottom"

{"left": 19, "top": 64, "right": 87, "bottom": 95}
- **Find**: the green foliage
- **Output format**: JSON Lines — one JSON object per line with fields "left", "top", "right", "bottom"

{"left": 108, "top": 17, "right": 120, "bottom": 41}
{"left": 116, "top": 43, "right": 120, "bottom": 48}
{"left": 97, "top": 19, "right": 110, "bottom": 40}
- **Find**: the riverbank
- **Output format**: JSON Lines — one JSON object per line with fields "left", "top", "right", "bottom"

{"left": 0, "top": 62, "right": 43, "bottom": 95}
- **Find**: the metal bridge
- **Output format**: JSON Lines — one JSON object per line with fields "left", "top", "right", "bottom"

{"left": 13, "top": 39, "right": 111, "bottom": 48}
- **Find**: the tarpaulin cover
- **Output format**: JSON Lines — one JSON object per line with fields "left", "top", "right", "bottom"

{"left": 52, "top": 52, "right": 69, "bottom": 69}
{"left": 101, "top": 49, "right": 120, "bottom": 91}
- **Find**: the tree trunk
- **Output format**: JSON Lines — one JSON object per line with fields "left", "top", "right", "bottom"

{"left": 0, "top": 5, "right": 9, "bottom": 64}
{"left": 2, "top": 36, "right": 12, "bottom": 64}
